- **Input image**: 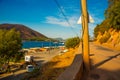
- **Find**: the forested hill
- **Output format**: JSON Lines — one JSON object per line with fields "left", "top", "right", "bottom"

{"left": 94, "top": 0, "right": 120, "bottom": 50}
{"left": 0, "top": 23, "right": 48, "bottom": 40}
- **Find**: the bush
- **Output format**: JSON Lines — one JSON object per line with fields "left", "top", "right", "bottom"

{"left": 65, "top": 37, "right": 80, "bottom": 49}
{"left": 99, "top": 32, "right": 111, "bottom": 44}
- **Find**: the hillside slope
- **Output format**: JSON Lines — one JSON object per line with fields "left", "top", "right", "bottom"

{"left": 95, "top": 28, "right": 120, "bottom": 50}
{"left": 94, "top": 0, "right": 120, "bottom": 50}
{"left": 0, "top": 24, "right": 48, "bottom": 40}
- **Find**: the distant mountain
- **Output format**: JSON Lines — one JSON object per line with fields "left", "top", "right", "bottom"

{"left": 0, "top": 23, "right": 48, "bottom": 40}
{"left": 53, "top": 38, "right": 64, "bottom": 42}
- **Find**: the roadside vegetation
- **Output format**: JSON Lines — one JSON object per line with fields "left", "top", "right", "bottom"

{"left": 0, "top": 28, "right": 23, "bottom": 73}
{"left": 65, "top": 37, "right": 80, "bottom": 49}
{"left": 94, "top": 0, "right": 120, "bottom": 47}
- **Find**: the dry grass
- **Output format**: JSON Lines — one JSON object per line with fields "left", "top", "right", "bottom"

{"left": 29, "top": 48, "right": 78, "bottom": 80}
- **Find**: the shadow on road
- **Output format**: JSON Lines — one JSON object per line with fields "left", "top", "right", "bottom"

{"left": 0, "top": 59, "right": 46, "bottom": 80}
{"left": 94, "top": 53, "right": 120, "bottom": 68}
{"left": 88, "top": 52, "right": 120, "bottom": 80}
{"left": 87, "top": 68, "right": 120, "bottom": 80}
{"left": 96, "top": 45, "right": 114, "bottom": 52}
{"left": 0, "top": 71, "right": 27, "bottom": 80}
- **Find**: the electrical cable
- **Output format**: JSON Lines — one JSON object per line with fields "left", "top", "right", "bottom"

{"left": 53, "top": 0, "right": 79, "bottom": 37}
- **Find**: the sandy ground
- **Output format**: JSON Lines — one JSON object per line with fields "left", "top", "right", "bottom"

{"left": 0, "top": 49, "right": 61, "bottom": 80}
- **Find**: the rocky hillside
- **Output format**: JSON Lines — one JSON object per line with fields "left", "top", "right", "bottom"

{"left": 0, "top": 24, "right": 48, "bottom": 40}
{"left": 95, "top": 28, "right": 120, "bottom": 50}
{"left": 94, "top": 0, "right": 120, "bottom": 50}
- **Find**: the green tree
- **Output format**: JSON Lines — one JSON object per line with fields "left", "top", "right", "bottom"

{"left": 94, "top": 20, "right": 110, "bottom": 38}
{"left": 99, "top": 32, "right": 111, "bottom": 44}
{"left": 105, "top": 0, "right": 120, "bottom": 30}
{"left": 0, "top": 28, "right": 22, "bottom": 72}
{"left": 65, "top": 37, "right": 80, "bottom": 49}
{"left": 94, "top": 0, "right": 120, "bottom": 39}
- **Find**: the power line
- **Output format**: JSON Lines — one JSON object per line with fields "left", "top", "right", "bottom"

{"left": 53, "top": 0, "right": 79, "bottom": 37}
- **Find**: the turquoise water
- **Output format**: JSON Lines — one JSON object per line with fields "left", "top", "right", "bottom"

{"left": 22, "top": 41, "right": 64, "bottom": 48}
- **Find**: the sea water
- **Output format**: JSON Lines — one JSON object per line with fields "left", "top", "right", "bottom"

{"left": 22, "top": 41, "right": 64, "bottom": 48}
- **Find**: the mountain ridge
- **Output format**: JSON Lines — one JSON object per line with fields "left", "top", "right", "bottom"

{"left": 0, "top": 23, "right": 48, "bottom": 40}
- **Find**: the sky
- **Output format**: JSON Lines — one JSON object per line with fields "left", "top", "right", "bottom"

{"left": 0, "top": 0, "right": 108, "bottom": 39}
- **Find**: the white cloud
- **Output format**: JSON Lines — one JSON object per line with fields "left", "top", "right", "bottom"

{"left": 45, "top": 16, "right": 69, "bottom": 26}
{"left": 45, "top": 16, "right": 78, "bottom": 27}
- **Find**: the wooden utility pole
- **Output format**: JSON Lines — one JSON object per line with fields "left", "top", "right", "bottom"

{"left": 81, "top": 0, "right": 90, "bottom": 71}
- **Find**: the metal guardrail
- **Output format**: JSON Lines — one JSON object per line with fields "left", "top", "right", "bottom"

{"left": 57, "top": 54, "right": 83, "bottom": 80}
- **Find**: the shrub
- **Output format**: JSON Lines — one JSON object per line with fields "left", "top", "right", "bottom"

{"left": 99, "top": 32, "right": 111, "bottom": 44}
{"left": 65, "top": 37, "right": 80, "bottom": 49}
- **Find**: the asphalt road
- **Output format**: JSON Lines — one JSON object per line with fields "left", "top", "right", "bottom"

{"left": 87, "top": 43, "right": 120, "bottom": 80}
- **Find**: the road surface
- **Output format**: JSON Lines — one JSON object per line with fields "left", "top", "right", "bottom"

{"left": 87, "top": 43, "right": 120, "bottom": 80}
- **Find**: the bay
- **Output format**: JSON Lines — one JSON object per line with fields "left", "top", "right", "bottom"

{"left": 22, "top": 41, "right": 64, "bottom": 48}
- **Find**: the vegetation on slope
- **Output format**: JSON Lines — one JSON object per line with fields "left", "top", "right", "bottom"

{"left": 94, "top": 0, "right": 120, "bottom": 43}
{"left": 105, "top": 0, "right": 120, "bottom": 30}
{"left": 94, "top": 0, "right": 120, "bottom": 50}
{"left": 0, "top": 23, "right": 48, "bottom": 40}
